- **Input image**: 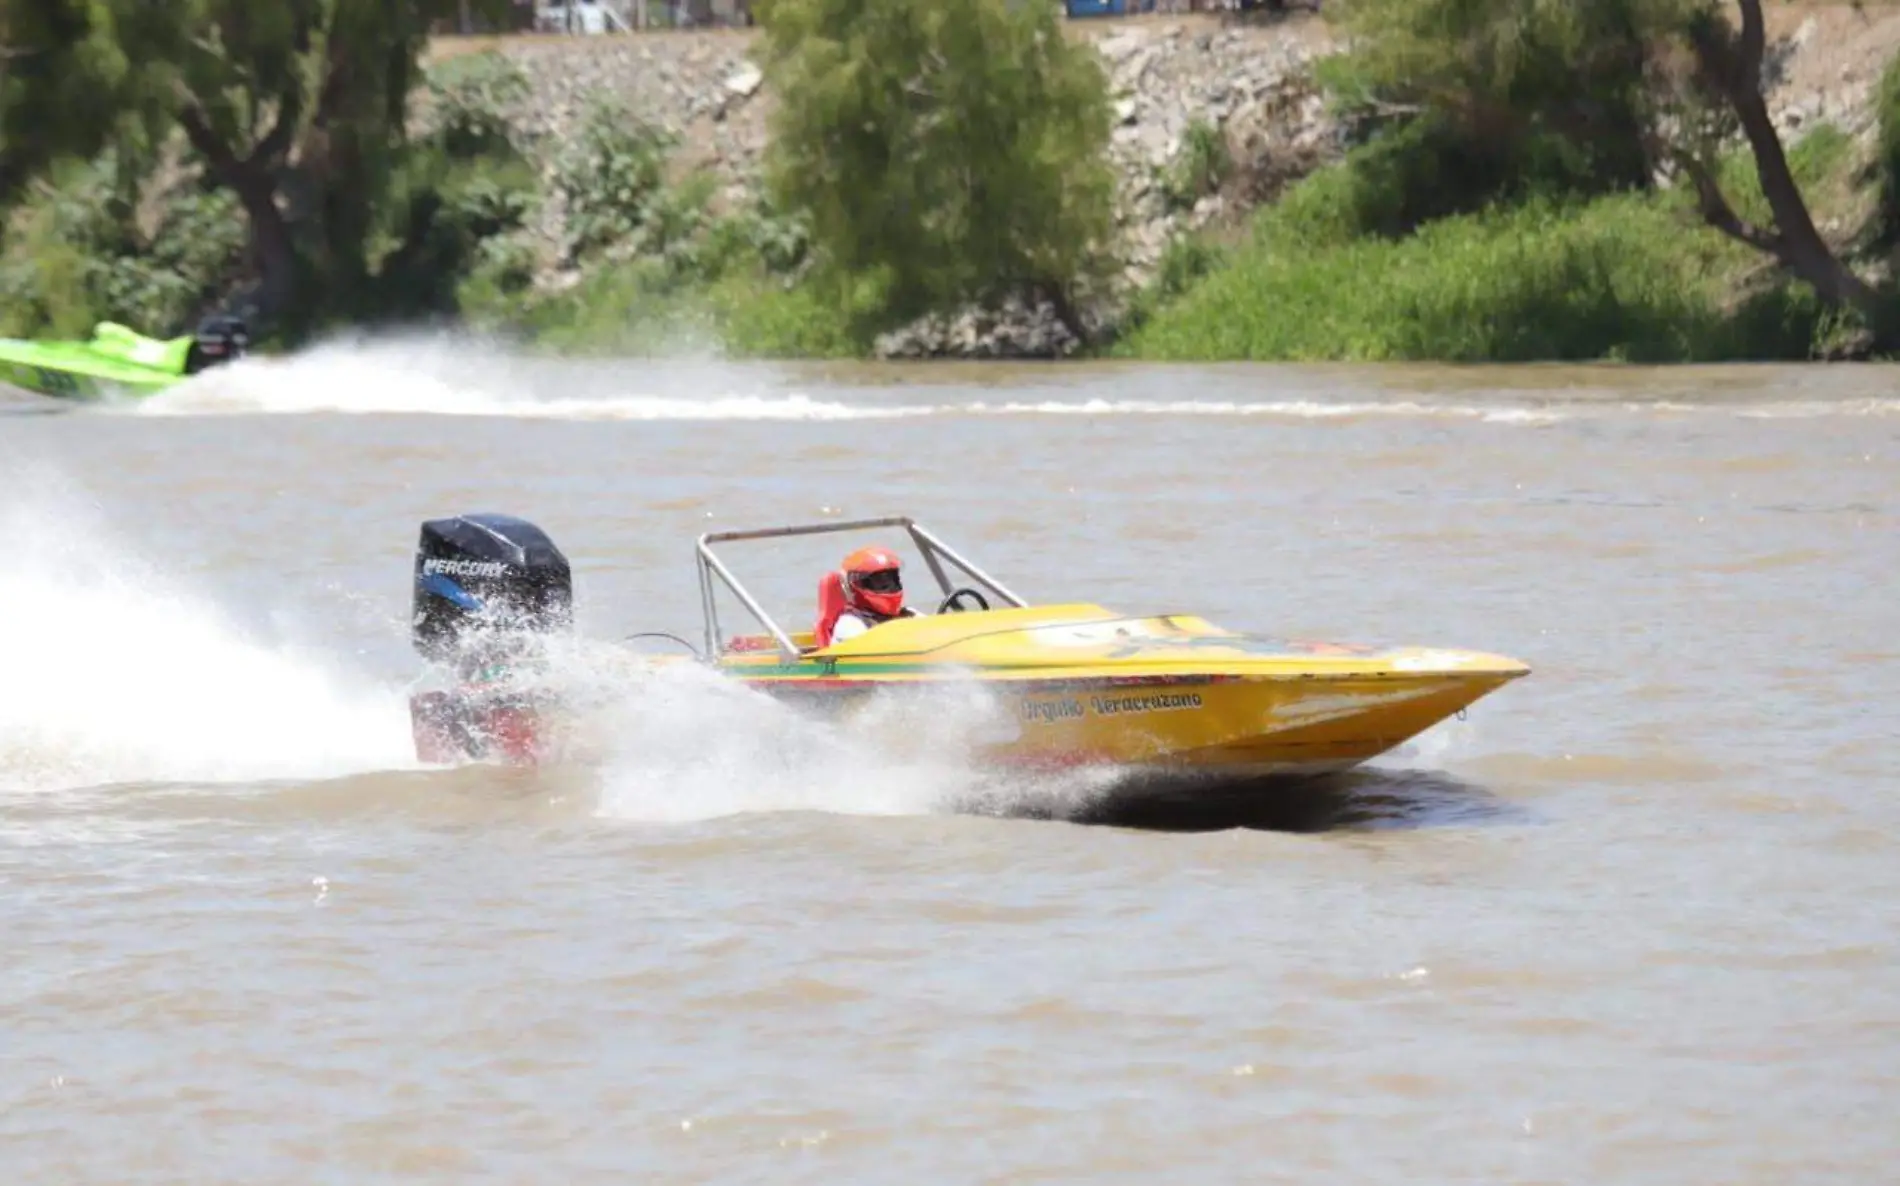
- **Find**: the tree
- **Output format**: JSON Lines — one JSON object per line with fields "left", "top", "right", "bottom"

{"left": 1655, "top": 0, "right": 1883, "bottom": 327}
{"left": 755, "top": 0, "right": 1117, "bottom": 336}
{"left": 0, "top": 0, "right": 136, "bottom": 212}
{"left": 1331, "top": 0, "right": 1888, "bottom": 339}
{"left": 1, "top": 0, "right": 497, "bottom": 325}
{"left": 1327, "top": 0, "right": 1673, "bottom": 217}
{"left": 131, "top": 0, "right": 438, "bottom": 320}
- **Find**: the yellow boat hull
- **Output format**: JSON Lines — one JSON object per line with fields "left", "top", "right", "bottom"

{"left": 1001, "top": 671, "right": 1517, "bottom": 777}
{"left": 707, "top": 604, "right": 1529, "bottom": 781}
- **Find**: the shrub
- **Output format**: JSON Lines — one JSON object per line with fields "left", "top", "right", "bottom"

{"left": 1118, "top": 183, "right": 1829, "bottom": 362}
{"left": 551, "top": 98, "right": 679, "bottom": 264}
{"left": 758, "top": 0, "right": 1119, "bottom": 330}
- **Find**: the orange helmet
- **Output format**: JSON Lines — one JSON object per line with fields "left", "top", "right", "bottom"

{"left": 841, "top": 545, "right": 904, "bottom": 619}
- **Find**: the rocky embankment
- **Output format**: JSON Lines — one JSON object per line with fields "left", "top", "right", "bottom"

{"left": 453, "top": 17, "right": 1343, "bottom": 356}
{"left": 447, "top": 5, "right": 1900, "bottom": 357}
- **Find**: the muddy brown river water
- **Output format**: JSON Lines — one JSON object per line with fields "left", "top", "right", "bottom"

{"left": 2, "top": 341, "right": 1897, "bottom": 1182}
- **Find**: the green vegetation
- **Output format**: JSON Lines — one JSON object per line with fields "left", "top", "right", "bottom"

{"left": 1314, "top": 0, "right": 1665, "bottom": 224}
{"left": 1122, "top": 0, "right": 1900, "bottom": 361}
{"left": 3, "top": 0, "right": 1900, "bottom": 361}
{"left": 1121, "top": 191, "right": 1813, "bottom": 362}
{"left": 0, "top": 0, "right": 520, "bottom": 338}
{"left": 0, "top": 153, "right": 244, "bottom": 339}
{"left": 434, "top": 0, "right": 1125, "bottom": 356}
{"left": 1875, "top": 50, "right": 1900, "bottom": 246}
{"left": 435, "top": 57, "right": 849, "bottom": 357}
{"left": 2, "top": 0, "right": 1116, "bottom": 357}
{"left": 754, "top": 0, "right": 1117, "bottom": 342}
{"left": 1159, "top": 120, "right": 1233, "bottom": 214}
{"left": 1121, "top": 123, "right": 1864, "bottom": 362}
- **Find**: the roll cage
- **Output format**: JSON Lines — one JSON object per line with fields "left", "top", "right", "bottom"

{"left": 694, "top": 516, "right": 1029, "bottom": 660}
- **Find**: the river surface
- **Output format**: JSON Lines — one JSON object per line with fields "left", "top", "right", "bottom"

{"left": 3, "top": 339, "right": 1897, "bottom": 1183}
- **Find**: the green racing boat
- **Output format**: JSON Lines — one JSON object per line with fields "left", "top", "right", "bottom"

{"left": 0, "top": 315, "right": 249, "bottom": 401}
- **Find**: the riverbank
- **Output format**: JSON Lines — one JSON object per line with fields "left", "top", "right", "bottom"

{"left": 1117, "top": 125, "right": 1875, "bottom": 362}
{"left": 431, "top": 4, "right": 1900, "bottom": 361}
{"left": 427, "top": 13, "right": 1342, "bottom": 359}
{"left": 7, "top": 6, "right": 1899, "bottom": 363}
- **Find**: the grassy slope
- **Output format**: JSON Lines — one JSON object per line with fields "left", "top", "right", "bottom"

{"left": 1116, "top": 126, "right": 1869, "bottom": 363}
{"left": 510, "top": 120, "right": 1869, "bottom": 362}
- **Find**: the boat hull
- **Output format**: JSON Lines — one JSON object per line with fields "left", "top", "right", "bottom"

{"left": 0, "top": 342, "right": 179, "bottom": 401}
{"left": 409, "top": 665, "right": 1518, "bottom": 786}
{"left": 406, "top": 603, "right": 1531, "bottom": 792}
{"left": 734, "top": 666, "right": 1520, "bottom": 780}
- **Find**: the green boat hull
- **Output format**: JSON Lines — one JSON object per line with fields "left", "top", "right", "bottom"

{"left": 0, "top": 324, "right": 196, "bottom": 401}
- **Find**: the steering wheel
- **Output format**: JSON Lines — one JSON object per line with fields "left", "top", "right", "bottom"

{"left": 935, "top": 587, "right": 991, "bottom": 614}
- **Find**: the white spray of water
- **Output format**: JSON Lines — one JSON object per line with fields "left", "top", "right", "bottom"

{"left": 588, "top": 664, "right": 966, "bottom": 823}
{"left": 1373, "top": 711, "right": 1480, "bottom": 771}
{"left": 0, "top": 478, "right": 1092, "bottom": 819}
{"left": 0, "top": 491, "right": 418, "bottom": 794}
{"left": 500, "top": 638, "right": 1115, "bottom": 824}
{"left": 136, "top": 330, "right": 917, "bottom": 421}
{"left": 13, "top": 326, "right": 1889, "bottom": 423}
{"left": 142, "top": 339, "right": 1581, "bottom": 423}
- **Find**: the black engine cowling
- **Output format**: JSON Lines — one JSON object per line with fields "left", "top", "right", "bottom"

{"left": 184, "top": 314, "right": 251, "bottom": 374}
{"left": 412, "top": 513, "right": 573, "bottom": 666}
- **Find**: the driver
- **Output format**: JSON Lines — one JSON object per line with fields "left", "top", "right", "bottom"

{"left": 826, "top": 546, "right": 919, "bottom": 643}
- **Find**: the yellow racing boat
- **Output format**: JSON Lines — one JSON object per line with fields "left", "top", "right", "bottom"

{"left": 406, "top": 515, "right": 1530, "bottom": 785}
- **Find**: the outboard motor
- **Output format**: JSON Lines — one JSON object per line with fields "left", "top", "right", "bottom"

{"left": 408, "top": 513, "right": 573, "bottom": 765}
{"left": 184, "top": 315, "right": 251, "bottom": 374}
{"left": 412, "top": 513, "right": 572, "bottom": 662}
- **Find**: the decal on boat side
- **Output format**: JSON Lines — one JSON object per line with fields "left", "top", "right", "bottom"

{"left": 423, "top": 558, "right": 510, "bottom": 578}
{"left": 3, "top": 362, "right": 78, "bottom": 395}
{"left": 34, "top": 367, "right": 78, "bottom": 395}
{"left": 1021, "top": 698, "right": 1086, "bottom": 724}
{"left": 1090, "top": 692, "right": 1203, "bottom": 715}
{"left": 1018, "top": 691, "right": 1204, "bottom": 724}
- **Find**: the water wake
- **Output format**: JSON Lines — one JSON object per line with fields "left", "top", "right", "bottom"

{"left": 136, "top": 331, "right": 898, "bottom": 421}
{"left": 0, "top": 467, "right": 1465, "bottom": 825}
{"left": 527, "top": 647, "right": 1117, "bottom": 824}
{"left": 0, "top": 485, "right": 1098, "bottom": 822}
{"left": 95, "top": 329, "right": 1900, "bottom": 423}
{"left": 0, "top": 491, "right": 418, "bottom": 794}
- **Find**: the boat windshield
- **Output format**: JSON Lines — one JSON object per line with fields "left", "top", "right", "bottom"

{"left": 693, "top": 516, "right": 1029, "bottom": 660}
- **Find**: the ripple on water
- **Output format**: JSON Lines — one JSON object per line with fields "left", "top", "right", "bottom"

{"left": 2, "top": 359, "right": 1898, "bottom": 1182}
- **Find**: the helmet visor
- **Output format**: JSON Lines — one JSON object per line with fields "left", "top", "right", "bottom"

{"left": 855, "top": 568, "right": 901, "bottom": 594}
